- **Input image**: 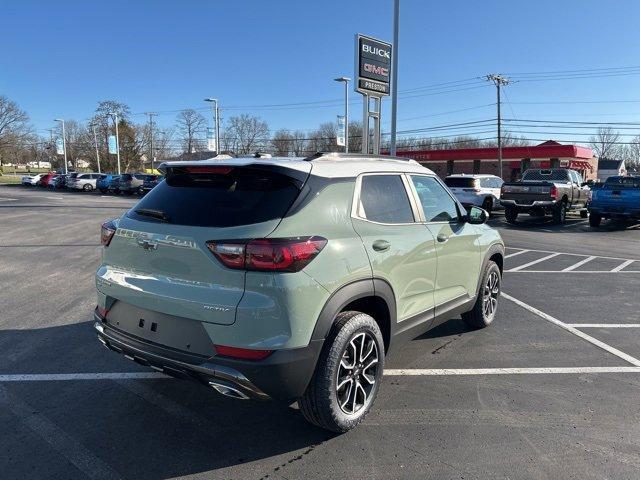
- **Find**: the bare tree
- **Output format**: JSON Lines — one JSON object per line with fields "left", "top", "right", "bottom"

{"left": 621, "top": 134, "right": 640, "bottom": 172}
{"left": 176, "top": 109, "right": 206, "bottom": 154}
{"left": 271, "top": 129, "right": 293, "bottom": 156}
{"left": 590, "top": 127, "right": 621, "bottom": 159}
{"left": 0, "top": 96, "right": 30, "bottom": 166}
{"left": 224, "top": 114, "right": 269, "bottom": 154}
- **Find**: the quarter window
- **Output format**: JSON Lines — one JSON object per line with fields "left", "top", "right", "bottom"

{"left": 359, "top": 175, "right": 415, "bottom": 224}
{"left": 410, "top": 175, "right": 460, "bottom": 222}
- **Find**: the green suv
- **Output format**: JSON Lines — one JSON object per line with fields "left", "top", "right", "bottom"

{"left": 95, "top": 153, "right": 504, "bottom": 432}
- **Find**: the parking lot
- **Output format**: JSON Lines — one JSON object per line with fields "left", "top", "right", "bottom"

{"left": 2, "top": 184, "right": 640, "bottom": 480}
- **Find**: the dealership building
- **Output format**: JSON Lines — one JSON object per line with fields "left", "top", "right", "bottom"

{"left": 396, "top": 140, "right": 597, "bottom": 181}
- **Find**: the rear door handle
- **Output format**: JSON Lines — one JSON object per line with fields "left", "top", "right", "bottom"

{"left": 436, "top": 233, "right": 449, "bottom": 243}
{"left": 372, "top": 240, "right": 391, "bottom": 252}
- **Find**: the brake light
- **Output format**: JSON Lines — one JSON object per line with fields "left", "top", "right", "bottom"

{"left": 214, "top": 344, "right": 273, "bottom": 361}
{"left": 550, "top": 185, "right": 558, "bottom": 198}
{"left": 96, "top": 305, "right": 109, "bottom": 319}
{"left": 185, "top": 166, "right": 233, "bottom": 174}
{"left": 206, "top": 237, "right": 327, "bottom": 272}
{"left": 101, "top": 220, "right": 117, "bottom": 247}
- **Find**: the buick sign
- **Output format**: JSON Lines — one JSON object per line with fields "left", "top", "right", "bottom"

{"left": 356, "top": 34, "right": 392, "bottom": 97}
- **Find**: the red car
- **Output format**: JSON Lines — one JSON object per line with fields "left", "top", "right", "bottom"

{"left": 38, "top": 172, "right": 57, "bottom": 187}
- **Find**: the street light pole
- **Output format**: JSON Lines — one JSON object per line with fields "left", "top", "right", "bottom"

{"left": 109, "top": 113, "right": 121, "bottom": 175}
{"left": 204, "top": 98, "right": 220, "bottom": 153}
{"left": 91, "top": 124, "right": 101, "bottom": 173}
{"left": 390, "top": 0, "right": 400, "bottom": 156}
{"left": 54, "top": 119, "right": 68, "bottom": 175}
{"left": 334, "top": 77, "right": 350, "bottom": 153}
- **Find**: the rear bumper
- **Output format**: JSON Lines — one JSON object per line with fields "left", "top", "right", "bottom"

{"left": 501, "top": 199, "right": 556, "bottom": 209}
{"left": 94, "top": 312, "right": 323, "bottom": 403}
{"left": 588, "top": 206, "right": 640, "bottom": 219}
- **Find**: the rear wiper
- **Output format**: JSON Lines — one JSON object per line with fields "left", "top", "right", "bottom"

{"left": 135, "top": 208, "right": 170, "bottom": 223}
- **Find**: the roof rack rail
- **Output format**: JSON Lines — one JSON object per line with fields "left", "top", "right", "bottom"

{"left": 303, "top": 152, "right": 412, "bottom": 162}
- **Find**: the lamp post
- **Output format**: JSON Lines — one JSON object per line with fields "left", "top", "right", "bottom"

{"left": 334, "top": 77, "right": 350, "bottom": 153}
{"left": 108, "top": 113, "right": 121, "bottom": 175}
{"left": 204, "top": 98, "right": 220, "bottom": 153}
{"left": 54, "top": 119, "right": 68, "bottom": 175}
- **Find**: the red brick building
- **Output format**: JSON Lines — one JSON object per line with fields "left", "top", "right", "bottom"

{"left": 395, "top": 141, "right": 597, "bottom": 181}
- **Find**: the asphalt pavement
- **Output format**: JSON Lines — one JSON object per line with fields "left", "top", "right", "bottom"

{"left": 2, "top": 184, "right": 640, "bottom": 480}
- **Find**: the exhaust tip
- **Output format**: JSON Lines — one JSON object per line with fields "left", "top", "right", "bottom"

{"left": 208, "top": 381, "right": 250, "bottom": 400}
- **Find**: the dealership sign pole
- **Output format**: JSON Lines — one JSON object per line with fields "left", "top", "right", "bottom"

{"left": 355, "top": 34, "right": 392, "bottom": 155}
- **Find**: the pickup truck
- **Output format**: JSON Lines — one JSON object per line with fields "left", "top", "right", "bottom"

{"left": 588, "top": 175, "right": 640, "bottom": 227}
{"left": 500, "top": 168, "right": 590, "bottom": 224}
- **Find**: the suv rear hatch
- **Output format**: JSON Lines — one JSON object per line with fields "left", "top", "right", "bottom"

{"left": 98, "top": 162, "right": 310, "bottom": 327}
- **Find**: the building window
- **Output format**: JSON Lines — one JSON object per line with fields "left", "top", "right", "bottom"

{"left": 550, "top": 158, "right": 560, "bottom": 168}
{"left": 473, "top": 160, "right": 481, "bottom": 174}
{"left": 447, "top": 160, "right": 454, "bottom": 175}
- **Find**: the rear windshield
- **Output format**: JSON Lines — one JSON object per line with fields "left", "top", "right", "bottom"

{"left": 444, "top": 177, "right": 476, "bottom": 188}
{"left": 604, "top": 176, "right": 640, "bottom": 188}
{"left": 128, "top": 168, "right": 301, "bottom": 227}
{"left": 522, "top": 169, "right": 570, "bottom": 181}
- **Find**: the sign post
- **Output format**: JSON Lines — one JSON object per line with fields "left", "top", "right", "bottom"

{"left": 355, "top": 34, "right": 392, "bottom": 155}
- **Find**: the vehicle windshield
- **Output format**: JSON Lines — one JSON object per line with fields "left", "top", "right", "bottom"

{"left": 444, "top": 177, "right": 477, "bottom": 188}
{"left": 604, "top": 176, "right": 640, "bottom": 188}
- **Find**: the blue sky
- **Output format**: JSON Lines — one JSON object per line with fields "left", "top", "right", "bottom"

{"left": 2, "top": 0, "right": 640, "bottom": 144}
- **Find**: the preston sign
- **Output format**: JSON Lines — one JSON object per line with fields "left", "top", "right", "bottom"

{"left": 355, "top": 34, "right": 392, "bottom": 96}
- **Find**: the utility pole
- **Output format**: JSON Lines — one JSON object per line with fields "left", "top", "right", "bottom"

{"left": 204, "top": 98, "right": 220, "bottom": 153}
{"left": 109, "top": 113, "right": 121, "bottom": 175}
{"left": 91, "top": 124, "right": 101, "bottom": 173}
{"left": 485, "top": 74, "right": 511, "bottom": 180}
{"left": 146, "top": 112, "right": 157, "bottom": 171}
{"left": 54, "top": 119, "right": 68, "bottom": 175}
{"left": 390, "top": 0, "right": 400, "bottom": 156}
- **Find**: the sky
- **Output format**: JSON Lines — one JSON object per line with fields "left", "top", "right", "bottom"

{"left": 2, "top": 0, "right": 640, "bottom": 146}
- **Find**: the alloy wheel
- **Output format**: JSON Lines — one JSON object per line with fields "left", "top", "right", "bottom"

{"left": 336, "top": 332, "right": 379, "bottom": 415}
{"left": 482, "top": 271, "right": 500, "bottom": 319}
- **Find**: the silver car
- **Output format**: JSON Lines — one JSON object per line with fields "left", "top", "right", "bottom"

{"left": 68, "top": 173, "right": 101, "bottom": 191}
{"left": 444, "top": 174, "right": 503, "bottom": 212}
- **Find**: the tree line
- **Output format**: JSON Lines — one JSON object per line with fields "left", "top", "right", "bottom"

{"left": 0, "top": 94, "right": 638, "bottom": 173}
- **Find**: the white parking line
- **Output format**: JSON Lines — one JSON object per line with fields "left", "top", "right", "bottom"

{"left": 0, "top": 197, "right": 17, "bottom": 201}
{"left": 562, "top": 256, "right": 596, "bottom": 272}
{"left": 505, "top": 249, "right": 529, "bottom": 259}
{"left": 567, "top": 324, "right": 640, "bottom": 328}
{"left": 612, "top": 260, "right": 635, "bottom": 272}
{"left": 508, "top": 253, "right": 560, "bottom": 272}
{"left": 504, "top": 247, "right": 640, "bottom": 263}
{"left": 385, "top": 367, "right": 640, "bottom": 375}
{"left": 502, "top": 293, "right": 640, "bottom": 367}
{"left": 506, "top": 270, "right": 640, "bottom": 273}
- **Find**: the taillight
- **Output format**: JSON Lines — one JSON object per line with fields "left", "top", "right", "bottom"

{"left": 206, "top": 236, "right": 327, "bottom": 272}
{"left": 96, "top": 305, "right": 109, "bottom": 319}
{"left": 550, "top": 185, "right": 558, "bottom": 198}
{"left": 214, "top": 344, "right": 273, "bottom": 361}
{"left": 101, "top": 220, "right": 117, "bottom": 247}
{"left": 500, "top": 185, "right": 506, "bottom": 195}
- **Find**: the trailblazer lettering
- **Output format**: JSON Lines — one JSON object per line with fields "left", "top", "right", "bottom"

{"left": 362, "top": 44, "right": 390, "bottom": 59}
{"left": 363, "top": 63, "right": 389, "bottom": 77}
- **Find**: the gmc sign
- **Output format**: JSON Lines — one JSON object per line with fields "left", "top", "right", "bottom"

{"left": 356, "top": 34, "right": 392, "bottom": 97}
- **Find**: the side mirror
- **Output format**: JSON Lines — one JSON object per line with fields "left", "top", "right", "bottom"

{"left": 466, "top": 206, "right": 489, "bottom": 224}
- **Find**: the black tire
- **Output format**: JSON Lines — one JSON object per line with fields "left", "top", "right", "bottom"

{"left": 461, "top": 261, "right": 501, "bottom": 329}
{"left": 482, "top": 197, "right": 493, "bottom": 213}
{"left": 505, "top": 207, "right": 518, "bottom": 224}
{"left": 552, "top": 201, "right": 567, "bottom": 224}
{"left": 83, "top": 183, "right": 93, "bottom": 192}
{"left": 299, "top": 311, "right": 385, "bottom": 433}
{"left": 580, "top": 209, "right": 588, "bottom": 218}
{"left": 589, "top": 213, "right": 602, "bottom": 228}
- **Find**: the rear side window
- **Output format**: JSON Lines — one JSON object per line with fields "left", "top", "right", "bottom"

{"left": 128, "top": 168, "right": 301, "bottom": 227}
{"left": 444, "top": 177, "right": 476, "bottom": 188}
{"left": 522, "top": 170, "right": 570, "bottom": 181}
{"left": 359, "top": 175, "right": 414, "bottom": 224}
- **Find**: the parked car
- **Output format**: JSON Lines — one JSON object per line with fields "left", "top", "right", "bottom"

{"left": 97, "top": 174, "right": 119, "bottom": 193}
{"left": 500, "top": 168, "right": 590, "bottom": 224}
{"left": 67, "top": 173, "right": 101, "bottom": 191}
{"left": 49, "top": 174, "right": 67, "bottom": 189}
{"left": 588, "top": 175, "right": 640, "bottom": 227}
{"left": 21, "top": 173, "right": 45, "bottom": 186}
{"left": 37, "top": 172, "right": 57, "bottom": 187}
{"left": 139, "top": 174, "right": 162, "bottom": 195}
{"left": 444, "top": 174, "right": 503, "bottom": 212}
{"left": 95, "top": 153, "right": 505, "bottom": 432}
{"left": 116, "top": 173, "right": 148, "bottom": 195}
